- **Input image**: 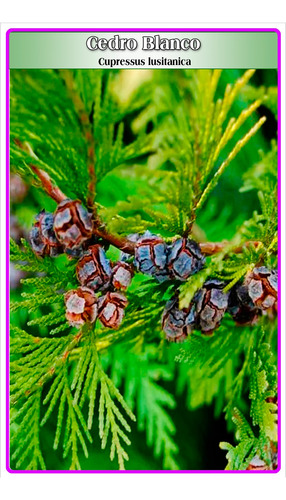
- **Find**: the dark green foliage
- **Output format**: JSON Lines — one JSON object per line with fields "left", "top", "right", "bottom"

{"left": 10, "top": 69, "right": 155, "bottom": 204}
{"left": 109, "top": 345, "right": 179, "bottom": 469}
{"left": 10, "top": 68, "right": 278, "bottom": 471}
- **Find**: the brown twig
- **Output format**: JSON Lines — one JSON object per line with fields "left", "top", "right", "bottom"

{"left": 183, "top": 217, "right": 195, "bottom": 238}
{"left": 30, "top": 165, "right": 66, "bottom": 203}
{"left": 94, "top": 225, "right": 136, "bottom": 253}
{"left": 89, "top": 234, "right": 261, "bottom": 257}
{"left": 199, "top": 240, "right": 261, "bottom": 255}
{"left": 13, "top": 139, "right": 66, "bottom": 203}
{"left": 12, "top": 147, "right": 263, "bottom": 257}
{"left": 59, "top": 70, "right": 96, "bottom": 209}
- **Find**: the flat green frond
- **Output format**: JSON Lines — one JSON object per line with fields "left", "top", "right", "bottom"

{"left": 10, "top": 326, "right": 82, "bottom": 402}
{"left": 97, "top": 356, "right": 136, "bottom": 470}
{"left": 104, "top": 69, "right": 267, "bottom": 236}
{"left": 107, "top": 345, "right": 180, "bottom": 470}
{"left": 11, "top": 69, "right": 155, "bottom": 204}
{"left": 64, "top": 331, "right": 136, "bottom": 470}
{"left": 220, "top": 330, "right": 277, "bottom": 470}
{"left": 10, "top": 391, "right": 46, "bottom": 470}
{"left": 41, "top": 366, "right": 92, "bottom": 470}
{"left": 196, "top": 116, "right": 266, "bottom": 212}
{"left": 10, "top": 69, "right": 90, "bottom": 201}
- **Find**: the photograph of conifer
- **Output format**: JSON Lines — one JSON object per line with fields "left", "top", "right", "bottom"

{"left": 10, "top": 68, "right": 278, "bottom": 471}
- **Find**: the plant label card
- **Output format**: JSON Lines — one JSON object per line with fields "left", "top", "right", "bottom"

{"left": 4, "top": 27, "right": 281, "bottom": 475}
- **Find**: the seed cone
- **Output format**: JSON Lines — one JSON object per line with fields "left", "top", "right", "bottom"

{"left": 162, "top": 295, "right": 196, "bottom": 342}
{"left": 135, "top": 231, "right": 169, "bottom": 282}
{"left": 54, "top": 199, "right": 93, "bottom": 255}
{"left": 98, "top": 292, "right": 128, "bottom": 329}
{"left": 167, "top": 238, "right": 205, "bottom": 281}
{"left": 76, "top": 244, "right": 111, "bottom": 291}
{"left": 244, "top": 267, "right": 277, "bottom": 311}
{"left": 111, "top": 261, "right": 134, "bottom": 291}
{"left": 194, "top": 279, "right": 229, "bottom": 334}
{"left": 64, "top": 287, "right": 98, "bottom": 327}
{"left": 228, "top": 284, "right": 260, "bottom": 325}
{"left": 30, "top": 210, "right": 63, "bottom": 257}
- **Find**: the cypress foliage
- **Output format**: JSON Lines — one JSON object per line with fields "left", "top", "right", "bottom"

{"left": 10, "top": 68, "right": 278, "bottom": 471}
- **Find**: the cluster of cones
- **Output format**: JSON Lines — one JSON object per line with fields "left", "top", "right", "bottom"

{"left": 28, "top": 200, "right": 277, "bottom": 336}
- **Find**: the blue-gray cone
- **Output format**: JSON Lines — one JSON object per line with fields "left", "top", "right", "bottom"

{"left": 135, "top": 231, "right": 170, "bottom": 282}
{"left": 194, "top": 278, "right": 229, "bottom": 334}
{"left": 228, "top": 283, "right": 260, "bottom": 325}
{"left": 167, "top": 238, "right": 205, "bottom": 281}
{"left": 30, "top": 210, "right": 63, "bottom": 257}
{"left": 244, "top": 267, "right": 277, "bottom": 311}
{"left": 162, "top": 295, "right": 196, "bottom": 342}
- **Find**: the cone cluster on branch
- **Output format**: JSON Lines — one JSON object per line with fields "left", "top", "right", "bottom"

{"left": 30, "top": 199, "right": 133, "bottom": 329}
{"left": 134, "top": 231, "right": 205, "bottom": 282}
{"left": 29, "top": 203, "right": 277, "bottom": 337}
{"left": 162, "top": 267, "right": 277, "bottom": 342}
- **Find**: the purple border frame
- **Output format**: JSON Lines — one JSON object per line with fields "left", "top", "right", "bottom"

{"left": 6, "top": 27, "right": 281, "bottom": 474}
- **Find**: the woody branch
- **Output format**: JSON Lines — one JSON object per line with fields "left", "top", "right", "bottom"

{"left": 12, "top": 142, "right": 264, "bottom": 257}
